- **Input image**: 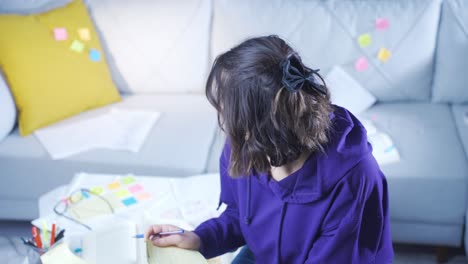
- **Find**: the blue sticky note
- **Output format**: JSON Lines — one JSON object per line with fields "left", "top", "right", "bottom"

{"left": 89, "top": 49, "right": 101, "bottom": 62}
{"left": 122, "top": 197, "right": 138, "bottom": 206}
{"left": 81, "top": 190, "right": 90, "bottom": 199}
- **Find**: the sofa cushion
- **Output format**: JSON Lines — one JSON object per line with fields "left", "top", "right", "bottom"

{"left": 0, "top": 74, "right": 16, "bottom": 143}
{"left": 0, "top": 0, "right": 71, "bottom": 14}
{"left": 361, "top": 103, "right": 468, "bottom": 225}
{"left": 451, "top": 104, "right": 468, "bottom": 158}
{"left": 432, "top": 0, "right": 468, "bottom": 103}
{"left": 0, "top": 94, "right": 218, "bottom": 202}
{"left": 85, "top": 0, "right": 212, "bottom": 94}
{"left": 212, "top": 0, "right": 441, "bottom": 102}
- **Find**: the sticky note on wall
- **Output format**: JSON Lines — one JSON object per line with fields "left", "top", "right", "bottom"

{"left": 377, "top": 48, "right": 391, "bottom": 62}
{"left": 53, "top": 28, "right": 68, "bottom": 41}
{"left": 358, "top": 34, "right": 372, "bottom": 48}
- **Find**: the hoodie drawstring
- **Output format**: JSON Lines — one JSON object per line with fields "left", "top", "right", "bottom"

{"left": 244, "top": 176, "right": 252, "bottom": 224}
{"left": 277, "top": 202, "right": 288, "bottom": 264}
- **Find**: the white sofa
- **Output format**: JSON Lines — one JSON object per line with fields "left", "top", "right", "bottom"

{"left": 1, "top": 0, "right": 468, "bottom": 257}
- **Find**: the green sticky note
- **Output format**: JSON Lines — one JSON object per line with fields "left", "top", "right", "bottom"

{"left": 358, "top": 33, "right": 372, "bottom": 48}
{"left": 70, "top": 40, "right": 85, "bottom": 53}
{"left": 115, "top": 189, "right": 131, "bottom": 198}
{"left": 121, "top": 175, "right": 136, "bottom": 185}
{"left": 90, "top": 186, "right": 104, "bottom": 195}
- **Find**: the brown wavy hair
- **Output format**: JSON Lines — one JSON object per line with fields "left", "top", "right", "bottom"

{"left": 206, "top": 35, "right": 333, "bottom": 177}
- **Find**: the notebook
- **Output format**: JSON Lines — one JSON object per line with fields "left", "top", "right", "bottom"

{"left": 147, "top": 244, "right": 208, "bottom": 264}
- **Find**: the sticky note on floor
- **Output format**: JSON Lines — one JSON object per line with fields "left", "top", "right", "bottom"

{"left": 89, "top": 49, "right": 101, "bottom": 62}
{"left": 78, "top": 28, "right": 91, "bottom": 41}
{"left": 358, "top": 33, "right": 372, "bottom": 48}
{"left": 377, "top": 48, "right": 391, "bottom": 62}
{"left": 108, "top": 181, "right": 120, "bottom": 190}
{"left": 355, "top": 57, "right": 369, "bottom": 72}
{"left": 115, "top": 189, "right": 131, "bottom": 198}
{"left": 70, "top": 40, "right": 85, "bottom": 53}
{"left": 136, "top": 192, "right": 152, "bottom": 201}
{"left": 128, "top": 184, "right": 144, "bottom": 194}
{"left": 121, "top": 176, "right": 136, "bottom": 185}
{"left": 90, "top": 186, "right": 104, "bottom": 195}
{"left": 53, "top": 28, "right": 68, "bottom": 41}
{"left": 376, "top": 18, "right": 389, "bottom": 30}
{"left": 122, "top": 197, "right": 138, "bottom": 206}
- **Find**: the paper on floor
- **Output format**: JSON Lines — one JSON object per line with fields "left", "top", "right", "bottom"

{"left": 35, "top": 108, "right": 160, "bottom": 159}
{"left": 368, "top": 132, "right": 400, "bottom": 165}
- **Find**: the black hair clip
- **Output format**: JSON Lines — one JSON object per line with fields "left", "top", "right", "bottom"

{"left": 281, "top": 53, "right": 327, "bottom": 95}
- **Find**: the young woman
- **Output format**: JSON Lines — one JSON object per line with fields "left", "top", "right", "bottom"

{"left": 146, "top": 35, "right": 394, "bottom": 263}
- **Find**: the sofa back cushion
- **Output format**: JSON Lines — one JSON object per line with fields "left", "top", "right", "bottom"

{"left": 432, "top": 0, "right": 468, "bottom": 103}
{"left": 0, "top": 74, "right": 16, "bottom": 143}
{"left": 86, "top": 0, "right": 212, "bottom": 94}
{"left": 211, "top": 0, "right": 442, "bottom": 102}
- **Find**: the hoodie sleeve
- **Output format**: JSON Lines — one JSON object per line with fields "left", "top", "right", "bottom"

{"left": 193, "top": 143, "right": 245, "bottom": 259}
{"left": 305, "top": 157, "right": 393, "bottom": 264}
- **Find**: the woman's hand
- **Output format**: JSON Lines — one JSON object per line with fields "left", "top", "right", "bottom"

{"left": 145, "top": 224, "right": 201, "bottom": 250}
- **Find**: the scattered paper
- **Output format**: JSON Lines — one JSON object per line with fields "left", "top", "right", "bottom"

{"left": 378, "top": 47, "right": 391, "bottom": 62}
{"left": 70, "top": 40, "right": 85, "bottom": 53}
{"left": 368, "top": 132, "right": 400, "bottom": 165}
{"left": 78, "top": 28, "right": 91, "bottom": 41}
{"left": 41, "top": 243, "right": 90, "bottom": 264}
{"left": 360, "top": 118, "right": 377, "bottom": 135}
{"left": 355, "top": 57, "right": 369, "bottom": 72}
{"left": 89, "top": 49, "right": 101, "bottom": 62}
{"left": 358, "top": 33, "right": 372, "bottom": 48}
{"left": 376, "top": 18, "right": 389, "bottom": 30}
{"left": 53, "top": 28, "right": 68, "bottom": 41}
{"left": 35, "top": 108, "right": 161, "bottom": 159}
{"left": 326, "top": 66, "right": 376, "bottom": 114}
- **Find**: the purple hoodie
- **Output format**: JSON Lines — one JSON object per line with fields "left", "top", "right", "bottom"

{"left": 194, "top": 106, "right": 394, "bottom": 263}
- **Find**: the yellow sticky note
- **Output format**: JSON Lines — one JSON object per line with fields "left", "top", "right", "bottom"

{"left": 90, "top": 186, "right": 104, "bottom": 195}
{"left": 115, "top": 189, "right": 131, "bottom": 198}
{"left": 107, "top": 181, "right": 120, "bottom": 190}
{"left": 358, "top": 33, "right": 372, "bottom": 48}
{"left": 377, "top": 48, "right": 391, "bottom": 62}
{"left": 70, "top": 40, "right": 85, "bottom": 53}
{"left": 78, "top": 28, "right": 90, "bottom": 41}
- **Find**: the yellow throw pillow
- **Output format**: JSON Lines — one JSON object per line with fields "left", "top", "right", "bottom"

{"left": 0, "top": 0, "right": 121, "bottom": 136}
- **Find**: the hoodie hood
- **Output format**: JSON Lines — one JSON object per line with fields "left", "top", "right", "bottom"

{"left": 253, "top": 105, "right": 371, "bottom": 204}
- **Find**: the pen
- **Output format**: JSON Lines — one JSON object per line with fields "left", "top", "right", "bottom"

{"left": 55, "top": 229, "right": 65, "bottom": 243}
{"left": 133, "top": 229, "right": 185, "bottom": 239}
{"left": 50, "top": 224, "right": 56, "bottom": 246}
{"left": 32, "top": 227, "right": 43, "bottom": 249}
{"left": 21, "top": 237, "right": 37, "bottom": 248}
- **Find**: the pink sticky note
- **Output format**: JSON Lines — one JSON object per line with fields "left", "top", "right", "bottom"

{"left": 371, "top": 114, "right": 378, "bottom": 121}
{"left": 355, "top": 57, "right": 369, "bottom": 72}
{"left": 53, "top": 28, "right": 68, "bottom": 41}
{"left": 128, "top": 184, "right": 144, "bottom": 194}
{"left": 376, "top": 18, "right": 389, "bottom": 30}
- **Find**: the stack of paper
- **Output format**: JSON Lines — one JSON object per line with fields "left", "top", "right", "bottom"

{"left": 35, "top": 108, "right": 160, "bottom": 159}
{"left": 360, "top": 119, "right": 400, "bottom": 165}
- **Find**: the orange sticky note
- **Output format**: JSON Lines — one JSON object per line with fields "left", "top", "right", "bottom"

{"left": 136, "top": 192, "right": 152, "bottom": 201}
{"left": 78, "top": 28, "right": 91, "bottom": 41}
{"left": 108, "top": 181, "right": 120, "bottom": 190}
{"left": 377, "top": 48, "right": 391, "bottom": 62}
{"left": 358, "top": 33, "right": 372, "bottom": 48}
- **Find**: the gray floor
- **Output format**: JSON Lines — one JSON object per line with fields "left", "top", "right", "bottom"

{"left": 0, "top": 221, "right": 467, "bottom": 264}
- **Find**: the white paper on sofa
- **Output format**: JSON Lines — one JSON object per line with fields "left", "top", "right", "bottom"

{"left": 368, "top": 132, "right": 400, "bottom": 165}
{"left": 325, "top": 66, "right": 377, "bottom": 115}
{"left": 35, "top": 108, "right": 160, "bottom": 159}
